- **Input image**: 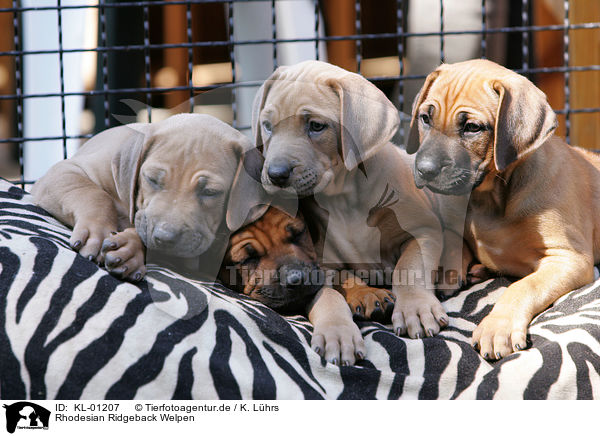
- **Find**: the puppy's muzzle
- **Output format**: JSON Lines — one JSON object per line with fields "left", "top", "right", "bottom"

{"left": 415, "top": 157, "right": 447, "bottom": 187}
{"left": 278, "top": 262, "right": 316, "bottom": 287}
{"left": 259, "top": 261, "right": 323, "bottom": 314}
{"left": 136, "top": 212, "right": 208, "bottom": 257}
{"left": 413, "top": 139, "right": 482, "bottom": 195}
{"left": 151, "top": 223, "right": 179, "bottom": 247}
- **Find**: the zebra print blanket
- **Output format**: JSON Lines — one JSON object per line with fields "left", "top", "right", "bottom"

{"left": 1, "top": 179, "right": 599, "bottom": 400}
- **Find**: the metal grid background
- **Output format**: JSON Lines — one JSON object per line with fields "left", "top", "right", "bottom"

{"left": 1, "top": 0, "right": 599, "bottom": 188}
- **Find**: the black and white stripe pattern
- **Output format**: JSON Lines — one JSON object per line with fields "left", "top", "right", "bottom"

{"left": 1, "top": 179, "right": 599, "bottom": 399}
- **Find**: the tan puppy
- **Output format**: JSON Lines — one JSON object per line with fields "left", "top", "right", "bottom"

{"left": 253, "top": 60, "right": 447, "bottom": 365}
{"left": 407, "top": 58, "right": 600, "bottom": 360}
{"left": 32, "top": 114, "right": 265, "bottom": 281}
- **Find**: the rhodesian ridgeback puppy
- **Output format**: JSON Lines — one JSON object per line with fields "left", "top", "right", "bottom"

{"left": 220, "top": 206, "right": 323, "bottom": 314}
{"left": 220, "top": 206, "right": 394, "bottom": 321}
{"left": 252, "top": 60, "right": 447, "bottom": 365}
{"left": 32, "top": 114, "right": 266, "bottom": 281}
{"left": 407, "top": 58, "right": 600, "bottom": 360}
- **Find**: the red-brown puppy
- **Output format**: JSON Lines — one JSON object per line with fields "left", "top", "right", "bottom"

{"left": 221, "top": 207, "right": 394, "bottom": 321}
{"left": 407, "top": 59, "right": 600, "bottom": 360}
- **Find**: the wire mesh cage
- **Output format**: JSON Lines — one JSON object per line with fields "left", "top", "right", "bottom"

{"left": 0, "top": 0, "right": 599, "bottom": 188}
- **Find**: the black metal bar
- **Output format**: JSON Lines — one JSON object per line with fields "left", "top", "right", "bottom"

{"left": 271, "top": 0, "right": 277, "bottom": 70}
{"left": 99, "top": 0, "right": 109, "bottom": 128}
{"left": 186, "top": 2, "right": 194, "bottom": 112}
{"left": 355, "top": 0, "right": 361, "bottom": 73}
{"left": 439, "top": 0, "right": 445, "bottom": 63}
{"left": 481, "top": 0, "right": 487, "bottom": 58}
{"left": 12, "top": 0, "right": 24, "bottom": 189}
{"left": 143, "top": 3, "right": 151, "bottom": 122}
{"left": 564, "top": 0, "right": 571, "bottom": 143}
{"left": 522, "top": 0, "right": 529, "bottom": 77}
{"left": 2, "top": 22, "right": 600, "bottom": 58}
{"left": 57, "top": 0, "right": 68, "bottom": 159}
{"left": 3, "top": 63, "right": 600, "bottom": 103}
{"left": 0, "top": 0, "right": 280, "bottom": 13}
{"left": 228, "top": 2, "right": 236, "bottom": 129}
{"left": 396, "top": 0, "right": 405, "bottom": 136}
{"left": 314, "top": 0, "right": 320, "bottom": 60}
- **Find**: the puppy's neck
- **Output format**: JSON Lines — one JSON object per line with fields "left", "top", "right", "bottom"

{"left": 470, "top": 170, "right": 509, "bottom": 215}
{"left": 470, "top": 144, "right": 544, "bottom": 216}
{"left": 322, "top": 160, "right": 368, "bottom": 197}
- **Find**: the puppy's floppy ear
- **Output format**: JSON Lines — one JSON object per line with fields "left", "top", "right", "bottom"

{"left": 406, "top": 69, "right": 441, "bottom": 154}
{"left": 111, "top": 123, "right": 153, "bottom": 224}
{"left": 252, "top": 66, "right": 288, "bottom": 150}
{"left": 492, "top": 76, "right": 557, "bottom": 171}
{"left": 328, "top": 74, "right": 400, "bottom": 170}
{"left": 226, "top": 136, "right": 270, "bottom": 231}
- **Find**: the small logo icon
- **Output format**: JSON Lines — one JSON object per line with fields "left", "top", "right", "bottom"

{"left": 3, "top": 402, "right": 50, "bottom": 433}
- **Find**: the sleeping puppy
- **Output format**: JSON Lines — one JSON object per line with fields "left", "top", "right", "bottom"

{"left": 219, "top": 207, "right": 322, "bottom": 315}
{"left": 406, "top": 59, "right": 600, "bottom": 360}
{"left": 252, "top": 60, "right": 446, "bottom": 365}
{"left": 32, "top": 114, "right": 266, "bottom": 281}
{"left": 220, "top": 206, "right": 394, "bottom": 320}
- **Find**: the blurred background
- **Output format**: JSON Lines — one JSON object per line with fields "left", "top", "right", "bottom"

{"left": 0, "top": 0, "right": 598, "bottom": 187}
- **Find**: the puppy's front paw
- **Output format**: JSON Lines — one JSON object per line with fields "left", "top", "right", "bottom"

{"left": 311, "top": 318, "right": 366, "bottom": 366}
{"left": 345, "top": 286, "right": 394, "bottom": 322}
{"left": 472, "top": 311, "right": 528, "bottom": 360}
{"left": 70, "top": 220, "right": 117, "bottom": 263}
{"left": 392, "top": 290, "right": 448, "bottom": 339}
{"left": 101, "top": 228, "right": 146, "bottom": 282}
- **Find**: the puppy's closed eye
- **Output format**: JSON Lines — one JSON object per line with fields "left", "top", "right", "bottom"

{"left": 196, "top": 176, "right": 224, "bottom": 198}
{"left": 144, "top": 170, "right": 166, "bottom": 190}
{"left": 240, "top": 243, "right": 261, "bottom": 266}
{"left": 230, "top": 241, "right": 261, "bottom": 264}
{"left": 285, "top": 222, "right": 306, "bottom": 242}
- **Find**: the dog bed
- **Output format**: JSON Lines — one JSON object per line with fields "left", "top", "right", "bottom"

{"left": 1, "top": 178, "right": 599, "bottom": 400}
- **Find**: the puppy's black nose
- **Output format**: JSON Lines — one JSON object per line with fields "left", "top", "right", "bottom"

{"left": 267, "top": 160, "right": 292, "bottom": 186}
{"left": 152, "top": 224, "right": 178, "bottom": 246}
{"left": 281, "top": 266, "right": 305, "bottom": 287}
{"left": 416, "top": 158, "right": 443, "bottom": 181}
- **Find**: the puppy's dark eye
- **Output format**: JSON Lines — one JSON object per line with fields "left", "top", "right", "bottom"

{"left": 308, "top": 121, "right": 327, "bottom": 133}
{"left": 464, "top": 122, "right": 482, "bottom": 133}
{"left": 420, "top": 113, "right": 431, "bottom": 126}
{"left": 262, "top": 121, "right": 272, "bottom": 134}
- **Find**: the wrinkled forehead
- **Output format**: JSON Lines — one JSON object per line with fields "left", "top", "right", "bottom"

{"left": 422, "top": 69, "right": 500, "bottom": 121}
{"left": 262, "top": 80, "right": 340, "bottom": 122}
{"left": 147, "top": 127, "right": 239, "bottom": 176}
